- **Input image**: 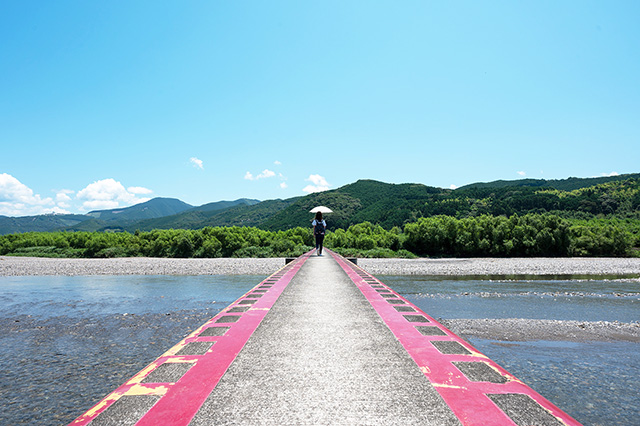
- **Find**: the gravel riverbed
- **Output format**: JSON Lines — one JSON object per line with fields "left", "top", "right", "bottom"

{"left": 2, "top": 256, "right": 640, "bottom": 277}
{"left": 359, "top": 257, "right": 640, "bottom": 276}
{"left": 0, "top": 256, "right": 284, "bottom": 276}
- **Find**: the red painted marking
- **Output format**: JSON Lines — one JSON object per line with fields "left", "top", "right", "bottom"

{"left": 69, "top": 254, "right": 310, "bottom": 426}
{"left": 331, "top": 251, "right": 582, "bottom": 426}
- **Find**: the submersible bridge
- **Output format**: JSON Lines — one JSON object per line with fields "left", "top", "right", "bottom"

{"left": 70, "top": 250, "right": 581, "bottom": 425}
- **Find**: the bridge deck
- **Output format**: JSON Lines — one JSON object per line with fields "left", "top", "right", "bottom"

{"left": 71, "top": 251, "right": 581, "bottom": 426}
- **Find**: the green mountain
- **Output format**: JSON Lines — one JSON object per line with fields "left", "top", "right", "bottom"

{"left": 87, "top": 198, "right": 194, "bottom": 221}
{"left": 68, "top": 198, "right": 260, "bottom": 233}
{"left": 188, "top": 198, "right": 260, "bottom": 213}
{"left": 458, "top": 173, "right": 640, "bottom": 191}
{"left": 259, "top": 176, "right": 640, "bottom": 230}
{"left": 0, "top": 198, "right": 259, "bottom": 235}
{"left": 123, "top": 180, "right": 444, "bottom": 232}
{"left": 1, "top": 173, "right": 639, "bottom": 235}
{"left": 260, "top": 180, "right": 442, "bottom": 230}
{"left": 125, "top": 198, "right": 295, "bottom": 232}
{"left": 0, "top": 214, "right": 90, "bottom": 235}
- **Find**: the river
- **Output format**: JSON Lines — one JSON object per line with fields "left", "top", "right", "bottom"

{"left": 0, "top": 274, "right": 638, "bottom": 425}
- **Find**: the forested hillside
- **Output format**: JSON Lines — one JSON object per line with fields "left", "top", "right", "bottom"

{"left": 425, "top": 178, "right": 640, "bottom": 219}
{"left": 86, "top": 198, "right": 193, "bottom": 221}
{"left": 0, "top": 214, "right": 89, "bottom": 235}
{"left": 265, "top": 177, "right": 640, "bottom": 230}
{"left": 1, "top": 174, "right": 639, "bottom": 258}
{"left": 126, "top": 198, "right": 298, "bottom": 231}
{"left": 458, "top": 173, "right": 640, "bottom": 191}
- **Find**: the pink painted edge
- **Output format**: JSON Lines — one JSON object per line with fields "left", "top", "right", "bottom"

{"left": 330, "top": 250, "right": 582, "bottom": 426}
{"left": 69, "top": 254, "right": 310, "bottom": 426}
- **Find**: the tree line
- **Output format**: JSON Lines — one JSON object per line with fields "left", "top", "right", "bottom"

{"left": 1, "top": 213, "right": 638, "bottom": 258}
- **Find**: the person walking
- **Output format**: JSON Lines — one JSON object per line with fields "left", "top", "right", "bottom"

{"left": 312, "top": 211, "right": 327, "bottom": 256}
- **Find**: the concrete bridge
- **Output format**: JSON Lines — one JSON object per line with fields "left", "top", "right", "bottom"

{"left": 70, "top": 250, "right": 581, "bottom": 425}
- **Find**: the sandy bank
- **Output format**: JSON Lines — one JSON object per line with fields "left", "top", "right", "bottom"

{"left": 359, "top": 257, "right": 640, "bottom": 276}
{"left": 441, "top": 318, "right": 640, "bottom": 343}
{"left": 0, "top": 256, "right": 284, "bottom": 276}
{"left": 2, "top": 256, "right": 640, "bottom": 277}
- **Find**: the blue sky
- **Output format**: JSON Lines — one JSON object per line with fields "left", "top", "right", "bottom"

{"left": 1, "top": 1, "right": 638, "bottom": 216}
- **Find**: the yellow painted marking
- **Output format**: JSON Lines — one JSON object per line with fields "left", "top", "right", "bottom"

{"left": 127, "top": 363, "right": 160, "bottom": 384}
{"left": 125, "top": 384, "right": 169, "bottom": 396}
{"left": 250, "top": 308, "right": 270, "bottom": 311}
{"left": 469, "top": 350, "right": 489, "bottom": 358}
{"left": 433, "top": 383, "right": 468, "bottom": 390}
{"left": 164, "top": 357, "right": 197, "bottom": 363}
{"left": 484, "top": 361, "right": 522, "bottom": 384}
{"left": 190, "top": 323, "right": 208, "bottom": 336}
{"left": 70, "top": 395, "right": 120, "bottom": 424}
{"left": 160, "top": 338, "right": 190, "bottom": 357}
{"left": 420, "top": 366, "right": 431, "bottom": 375}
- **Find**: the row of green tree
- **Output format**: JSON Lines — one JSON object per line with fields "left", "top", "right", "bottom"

{"left": 0, "top": 227, "right": 314, "bottom": 259}
{"left": 421, "top": 178, "right": 640, "bottom": 219}
{"left": 1, "top": 213, "right": 638, "bottom": 258}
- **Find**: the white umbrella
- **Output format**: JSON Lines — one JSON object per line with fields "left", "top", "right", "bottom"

{"left": 309, "top": 206, "right": 333, "bottom": 213}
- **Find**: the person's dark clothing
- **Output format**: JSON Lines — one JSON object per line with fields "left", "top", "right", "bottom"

{"left": 312, "top": 219, "right": 326, "bottom": 255}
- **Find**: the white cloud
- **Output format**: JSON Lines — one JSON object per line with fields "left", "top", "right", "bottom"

{"left": 303, "top": 174, "right": 330, "bottom": 193}
{"left": 76, "top": 178, "right": 152, "bottom": 211}
{"left": 56, "top": 189, "right": 74, "bottom": 202}
{"left": 257, "top": 169, "right": 275, "bottom": 179}
{"left": 517, "top": 171, "right": 526, "bottom": 176}
{"left": 449, "top": 184, "right": 458, "bottom": 190}
{"left": 128, "top": 186, "right": 153, "bottom": 195}
{"left": 55, "top": 190, "right": 74, "bottom": 209}
{"left": 245, "top": 169, "right": 276, "bottom": 181}
{"left": 0, "top": 175, "right": 154, "bottom": 216}
{"left": 82, "top": 200, "right": 121, "bottom": 210}
{"left": 190, "top": 157, "right": 204, "bottom": 169}
{"left": 48, "top": 206, "right": 72, "bottom": 214}
{"left": 600, "top": 171, "right": 620, "bottom": 177}
{"left": 280, "top": 182, "right": 288, "bottom": 189}
{"left": 0, "top": 173, "right": 55, "bottom": 216}
{"left": 274, "top": 160, "right": 282, "bottom": 166}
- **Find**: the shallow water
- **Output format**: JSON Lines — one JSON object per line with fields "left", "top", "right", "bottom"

{"left": 0, "top": 275, "right": 262, "bottom": 426}
{"left": 465, "top": 338, "right": 640, "bottom": 426}
{"left": 383, "top": 275, "right": 640, "bottom": 426}
{"left": 383, "top": 275, "right": 640, "bottom": 322}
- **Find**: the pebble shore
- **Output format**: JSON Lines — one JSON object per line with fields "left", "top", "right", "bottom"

{"left": 0, "top": 256, "right": 284, "bottom": 276}
{"left": 2, "top": 255, "right": 640, "bottom": 277}
{"left": 441, "top": 318, "right": 640, "bottom": 343}
{"left": 359, "top": 257, "right": 640, "bottom": 276}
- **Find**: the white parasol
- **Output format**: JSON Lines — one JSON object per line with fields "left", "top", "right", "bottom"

{"left": 309, "top": 206, "right": 333, "bottom": 213}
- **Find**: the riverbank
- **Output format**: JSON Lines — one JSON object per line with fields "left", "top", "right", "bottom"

{"left": 0, "top": 256, "right": 283, "bottom": 276}
{"left": 440, "top": 318, "right": 640, "bottom": 343}
{"left": 2, "top": 255, "right": 640, "bottom": 276}
{"left": 360, "top": 257, "right": 640, "bottom": 276}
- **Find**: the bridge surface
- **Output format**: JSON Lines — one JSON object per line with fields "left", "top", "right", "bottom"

{"left": 71, "top": 251, "right": 581, "bottom": 425}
